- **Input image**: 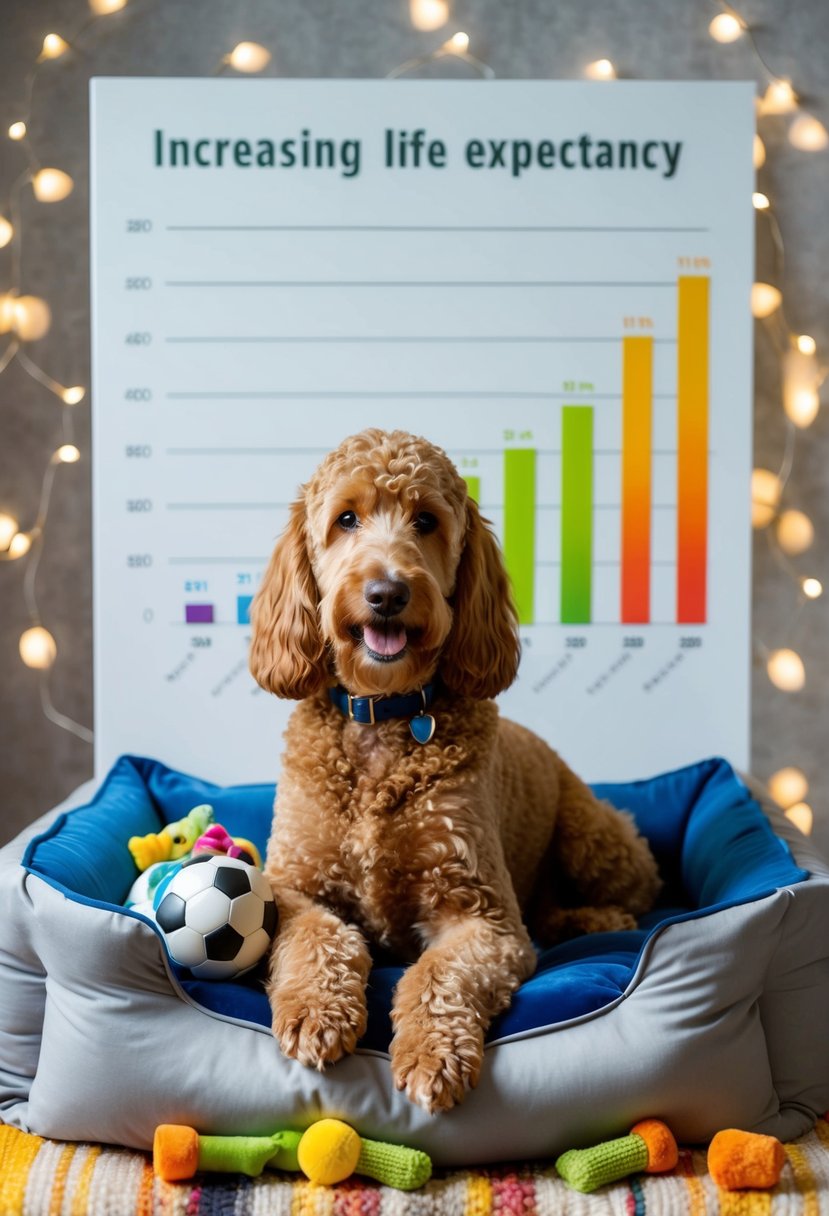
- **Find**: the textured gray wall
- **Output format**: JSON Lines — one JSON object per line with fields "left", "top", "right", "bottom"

{"left": 1, "top": 0, "right": 827, "bottom": 852}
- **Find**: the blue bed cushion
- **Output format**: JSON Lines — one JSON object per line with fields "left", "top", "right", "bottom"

{"left": 23, "top": 754, "right": 806, "bottom": 1050}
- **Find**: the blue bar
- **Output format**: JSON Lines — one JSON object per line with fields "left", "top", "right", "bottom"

{"left": 237, "top": 595, "right": 253, "bottom": 625}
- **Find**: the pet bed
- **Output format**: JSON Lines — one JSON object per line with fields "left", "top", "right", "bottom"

{"left": 1, "top": 754, "right": 827, "bottom": 1166}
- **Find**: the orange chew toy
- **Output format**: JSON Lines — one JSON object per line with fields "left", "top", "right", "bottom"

{"left": 631, "top": 1120, "right": 680, "bottom": 1173}
{"left": 708, "top": 1129, "right": 786, "bottom": 1190}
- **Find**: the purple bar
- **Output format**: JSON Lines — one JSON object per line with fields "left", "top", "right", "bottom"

{"left": 185, "top": 604, "right": 214, "bottom": 624}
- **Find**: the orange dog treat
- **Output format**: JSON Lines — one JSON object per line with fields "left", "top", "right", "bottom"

{"left": 708, "top": 1129, "right": 785, "bottom": 1190}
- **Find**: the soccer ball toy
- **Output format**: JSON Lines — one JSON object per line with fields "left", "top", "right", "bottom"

{"left": 154, "top": 855, "right": 278, "bottom": 980}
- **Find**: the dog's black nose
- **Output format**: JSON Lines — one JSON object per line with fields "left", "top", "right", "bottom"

{"left": 364, "top": 578, "right": 410, "bottom": 618}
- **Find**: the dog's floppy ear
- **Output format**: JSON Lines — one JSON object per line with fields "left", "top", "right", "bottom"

{"left": 440, "top": 499, "right": 521, "bottom": 700}
{"left": 249, "top": 500, "right": 327, "bottom": 699}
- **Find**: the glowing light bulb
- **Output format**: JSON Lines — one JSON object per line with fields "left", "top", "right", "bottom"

{"left": 783, "top": 345, "right": 821, "bottom": 427}
{"left": 802, "top": 577, "right": 823, "bottom": 600}
{"left": 227, "top": 42, "right": 271, "bottom": 72}
{"left": 445, "top": 31, "right": 469, "bottom": 52}
{"left": 39, "top": 33, "right": 70, "bottom": 60}
{"left": 768, "top": 766, "right": 808, "bottom": 808}
{"left": 8, "top": 121, "right": 26, "bottom": 141}
{"left": 786, "top": 387, "right": 820, "bottom": 428}
{"left": 796, "top": 334, "right": 816, "bottom": 355}
{"left": 8, "top": 532, "right": 32, "bottom": 558}
{"left": 752, "top": 192, "right": 770, "bottom": 210}
{"left": 0, "top": 513, "right": 18, "bottom": 550}
{"left": 585, "top": 58, "right": 616, "bottom": 80}
{"left": 751, "top": 282, "right": 781, "bottom": 318}
{"left": 0, "top": 293, "right": 15, "bottom": 334}
{"left": 62, "top": 385, "right": 86, "bottom": 405}
{"left": 32, "top": 168, "right": 74, "bottom": 202}
{"left": 789, "top": 114, "right": 829, "bottom": 152}
{"left": 776, "top": 509, "right": 814, "bottom": 555}
{"left": 89, "top": 0, "right": 127, "bottom": 12}
{"left": 753, "top": 134, "right": 766, "bottom": 168}
{"left": 409, "top": 0, "right": 449, "bottom": 30}
{"left": 0, "top": 216, "right": 12, "bottom": 247}
{"left": 709, "top": 13, "right": 743, "bottom": 42}
{"left": 758, "top": 79, "right": 797, "bottom": 116}
{"left": 785, "top": 802, "right": 813, "bottom": 836}
{"left": 56, "top": 444, "right": 81, "bottom": 464}
{"left": 19, "top": 626, "right": 57, "bottom": 670}
{"left": 751, "top": 467, "right": 782, "bottom": 528}
{"left": 767, "top": 648, "right": 805, "bottom": 692}
{"left": 12, "top": 296, "right": 51, "bottom": 341}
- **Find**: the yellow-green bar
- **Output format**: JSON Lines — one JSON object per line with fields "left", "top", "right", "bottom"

{"left": 463, "top": 475, "right": 481, "bottom": 504}
{"left": 503, "top": 449, "right": 535, "bottom": 625}
{"left": 561, "top": 407, "right": 593, "bottom": 624}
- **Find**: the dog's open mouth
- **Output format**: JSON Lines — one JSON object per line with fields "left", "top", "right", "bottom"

{"left": 350, "top": 623, "right": 410, "bottom": 662}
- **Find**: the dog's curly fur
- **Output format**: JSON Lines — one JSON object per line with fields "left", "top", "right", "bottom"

{"left": 249, "top": 428, "right": 661, "bottom": 1113}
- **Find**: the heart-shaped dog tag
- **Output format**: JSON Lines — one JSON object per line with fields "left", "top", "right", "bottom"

{"left": 409, "top": 714, "right": 436, "bottom": 745}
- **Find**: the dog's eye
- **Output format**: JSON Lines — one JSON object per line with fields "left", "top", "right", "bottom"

{"left": 337, "top": 511, "right": 359, "bottom": 531}
{"left": 413, "top": 512, "right": 438, "bottom": 535}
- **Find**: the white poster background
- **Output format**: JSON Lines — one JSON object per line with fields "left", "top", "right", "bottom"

{"left": 90, "top": 79, "right": 754, "bottom": 785}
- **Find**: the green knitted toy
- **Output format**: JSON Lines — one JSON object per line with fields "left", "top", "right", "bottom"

{"left": 154, "top": 1118, "right": 432, "bottom": 1191}
{"left": 555, "top": 1119, "right": 678, "bottom": 1193}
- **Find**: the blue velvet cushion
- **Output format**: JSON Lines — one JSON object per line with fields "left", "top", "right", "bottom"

{"left": 23, "top": 754, "right": 806, "bottom": 1050}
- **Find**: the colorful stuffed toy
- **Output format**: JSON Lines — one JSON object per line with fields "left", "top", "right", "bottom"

{"left": 555, "top": 1121, "right": 786, "bottom": 1194}
{"left": 555, "top": 1119, "right": 678, "bottom": 1192}
{"left": 153, "top": 1118, "right": 433, "bottom": 1191}
{"left": 193, "top": 822, "right": 262, "bottom": 867}
{"left": 126, "top": 804, "right": 263, "bottom": 910}
{"left": 128, "top": 804, "right": 215, "bottom": 873}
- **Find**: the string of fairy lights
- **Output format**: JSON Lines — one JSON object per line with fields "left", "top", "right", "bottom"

{"left": 0, "top": 0, "right": 825, "bottom": 828}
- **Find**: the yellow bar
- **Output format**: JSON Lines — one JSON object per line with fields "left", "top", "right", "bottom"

{"left": 621, "top": 336, "right": 653, "bottom": 623}
{"left": 677, "top": 276, "right": 709, "bottom": 624}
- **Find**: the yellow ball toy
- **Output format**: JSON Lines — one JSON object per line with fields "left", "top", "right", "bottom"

{"left": 297, "top": 1119, "right": 362, "bottom": 1185}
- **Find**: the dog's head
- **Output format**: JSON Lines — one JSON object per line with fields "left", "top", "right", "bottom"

{"left": 249, "top": 429, "right": 520, "bottom": 700}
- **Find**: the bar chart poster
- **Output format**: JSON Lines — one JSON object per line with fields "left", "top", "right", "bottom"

{"left": 90, "top": 79, "right": 754, "bottom": 785}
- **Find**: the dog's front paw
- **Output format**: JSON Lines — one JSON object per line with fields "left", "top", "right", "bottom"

{"left": 272, "top": 989, "right": 367, "bottom": 1070}
{"left": 391, "top": 1014, "right": 484, "bottom": 1113}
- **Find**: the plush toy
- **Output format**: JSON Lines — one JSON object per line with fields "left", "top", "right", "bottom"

{"left": 556, "top": 1120, "right": 786, "bottom": 1195}
{"left": 707, "top": 1129, "right": 786, "bottom": 1190}
{"left": 555, "top": 1119, "right": 678, "bottom": 1193}
{"left": 126, "top": 806, "right": 263, "bottom": 911}
{"left": 129, "top": 804, "right": 215, "bottom": 872}
{"left": 193, "top": 823, "right": 262, "bottom": 868}
{"left": 153, "top": 1118, "right": 433, "bottom": 1191}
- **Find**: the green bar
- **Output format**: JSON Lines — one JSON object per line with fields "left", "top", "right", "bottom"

{"left": 560, "top": 407, "right": 593, "bottom": 623}
{"left": 463, "top": 474, "right": 481, "bottom": 504}
{"left": 503, "top": 449, "right": 535, "bottom": 625}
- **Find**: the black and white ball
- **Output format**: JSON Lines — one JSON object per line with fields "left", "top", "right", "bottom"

{"left": 155, "top": 855, "right": 278, "bottom": 980}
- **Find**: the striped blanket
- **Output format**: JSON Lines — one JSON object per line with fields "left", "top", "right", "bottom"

{"left": 2, "top": 1121, "right": 829, "bottom": 1215}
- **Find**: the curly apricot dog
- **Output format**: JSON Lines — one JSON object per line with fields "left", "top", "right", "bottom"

{"left": 249, "top": 428, "right": 660, "bottom": 1113}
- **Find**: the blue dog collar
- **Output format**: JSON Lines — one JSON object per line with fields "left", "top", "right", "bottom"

{"left": 328, "top": 683, "right": 437, "bottom": 744}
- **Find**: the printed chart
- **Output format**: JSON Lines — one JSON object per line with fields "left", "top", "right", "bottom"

{"left": 90, "top": 79, "right": 755, "bottom": 784}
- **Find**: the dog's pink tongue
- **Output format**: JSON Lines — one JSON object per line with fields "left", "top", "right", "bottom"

{"left": 363, "top": 624, "right": 407, "bottom": 656}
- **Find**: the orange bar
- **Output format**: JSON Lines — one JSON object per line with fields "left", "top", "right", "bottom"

{"left": 677, "top": 276, "right": 709, "bottom": 624}
{"left": 621, "top": 336, "right": 653, "bottom": 623}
